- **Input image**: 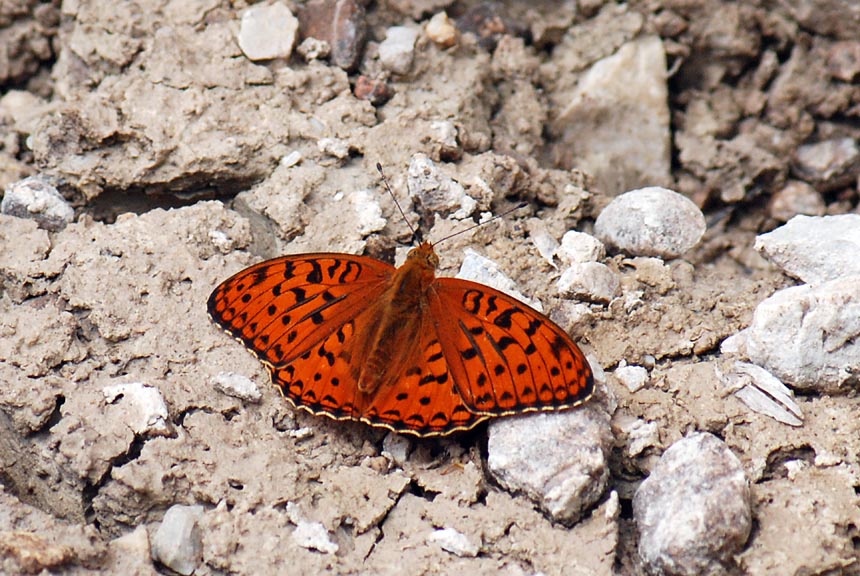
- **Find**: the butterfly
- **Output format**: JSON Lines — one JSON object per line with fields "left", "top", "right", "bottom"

{"left": 207, "top": 238, "right": 594, "bottom": 437}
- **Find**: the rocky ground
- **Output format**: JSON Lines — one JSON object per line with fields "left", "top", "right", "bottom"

{"left": 1, "top": 1, "right": 859, "bottom": 574}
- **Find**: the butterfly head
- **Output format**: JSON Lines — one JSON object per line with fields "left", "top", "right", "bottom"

{"left": 406, "top": 241, "right": 440, "bottom": 271}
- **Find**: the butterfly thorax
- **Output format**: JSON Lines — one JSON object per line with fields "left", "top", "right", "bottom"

{"left": 355, "top": 243, "right": 440, "bottom": 395}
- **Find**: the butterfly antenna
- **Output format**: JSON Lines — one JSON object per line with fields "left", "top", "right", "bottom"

{"left": 377, "top": 163, "right": 417, "bottom": 239}
{"left": 433, "top": 201, "right": 528, "bottom": 246}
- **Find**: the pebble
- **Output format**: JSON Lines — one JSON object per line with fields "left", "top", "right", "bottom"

{"left": 614, "top": 365, "right": 649, "bottom": 393}
{"left": 612, "top": 413, "right": 659, "bottom": 457}
{"left": 767, "top": 180, "right": 825, "bottom": 222}
{"left": 236, "top": 2, "right": 299, "bottom": 61}
{"left": 150, "top": 505, "right": 205, "bottom": 576}
{"left": 212, "top": 372, "right": 262, "bottom": 403}
{"left": 556, "top": 261, "right": 620, "bottom": 304}
{"left": 1, "top": 175, "right": 74, "bottom": 231}
{"left": 719, "top": 361, "right": 803, "bottom": 427}
{"left": 429, "top": 120, "right": 460, "bottom": 161}
{"left": 594, "top": 186, "right": 706, "bottom": 258}
{"left": 407, "top": 153, "right": 475, "bottom": 218}
{"left": 102, "top": 382, "right": 172, "bottom": 437}
{"left": 343, "top": 187, "right": 386, "bottom": 236}
{"left": 425, "top": 11, "right": 458, "bottom": 48}
{"left": 720, "top": 275, "right": 860, "bottom": 393}
{"left": 486, "top": 406, "right": 612, "bottom": 524}
{"left": 379, "top": 26, "right": 419, "bottom": 74}
{"left": 296, "top": 37, "right": 331, "bottom": 62}
{"left": 381, "top": 432, "right": 412, "bottom": 466}
{"left": 280, "top": 150, "right": 303, "bottom": 168}
{"left": 427, "top": 528, "right": 479, "bottom": 557}
{"left": 317, "top": 137, "right": 350, "bottom": 159}
{"left": 286, "top": 502, "right": 339, "bottom": 554}
{"left": 457, "top": 248, "right": 541, "bottom": 310}
{"left": 298, "top": 0, "right": 367, "bottom": 71}
{"left": 633, "top": 433, "right": 751, "bottom": 576}
{"left": 526, "top": 219, "right": 560, "bottom": 269}
{"left": 554, "top": 230, "right": 606, "bottom": 265}
{"left": 792, "top": 137, "right": 860, "bottom": 191}
{"left": 754, "top": 214, "right": 860, "bottom": 284}
{"left": 352, "top": 75, "right": 393, "bottom": 106}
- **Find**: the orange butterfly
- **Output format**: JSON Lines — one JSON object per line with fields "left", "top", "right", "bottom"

{"left": 207, "top": 238, "right": 594, "bottom": 437}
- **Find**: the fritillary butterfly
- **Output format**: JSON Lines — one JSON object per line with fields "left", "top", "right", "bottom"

{"left": 207, "top": 237, "right": 594, "bottom": 437}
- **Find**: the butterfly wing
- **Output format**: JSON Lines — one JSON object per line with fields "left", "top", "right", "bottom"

{"left": 428, "top": 278, "right": 594, "bottom": 415}
{"left": 207, "top": 253, "right": 395, "bottom": 367}
{"left": 274, "top": 305, "right": 487, "bottom": 436}
{"left": 209, "top": 253, "right": 486, "bottom": 436}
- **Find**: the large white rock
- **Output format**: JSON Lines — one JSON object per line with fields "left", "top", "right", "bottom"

{"left": 755, "top": 214, "right": 860, "bottom": 284}
{"left": 721, "top": 275, "right": 860, "bottom": 393}
{"left": 594, "top": 187, "right": 706, "bottom": 258}
{"left": 237, "top": 2, "right": 299, "bottom": 61}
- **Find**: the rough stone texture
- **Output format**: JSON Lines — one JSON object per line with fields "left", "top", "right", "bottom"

{"left": 754, "top": 214, "right": 860, "bottom": 284}
{"left": 722, "top": 276, "right": 860, "bottom": 393}
{"left": 557, "top": 261, "right": 620, "bottom": 304}
{"left": 1, "top": 175, "right": 74, "bottom": 231}
{"left": 634, "top": 433, "right": 751, "bottom": 576}
{"left": 487, "top": 405, "right": 613, "bottom": 524}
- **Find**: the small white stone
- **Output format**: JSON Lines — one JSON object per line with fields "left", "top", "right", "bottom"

{"left": 237, "top": 2, "right": 299, "bottom": 61}
{"left": 150, "top": 505, "right": 204, "bottom": 576}
{"left": 379, "top": 26, "right": 419, "bottom": 74}
{"left": 286, "top": 503, "right": 338, "bottom": 554}
{"left": 426, "top": 12, "right": 457, "bottom": 48}
{"left": 346, "top": 188, "right": 387, "bottom": 236}
{"left": 289, "top": 427, "right": 314, "bottom": 439}
{"left": 526, "top": 219, "right": 560, "bottom": 269}
{"left": 103, "top": 382, "right": 171, "bottom": 436}
{"left": 427, "top": 528, "right": 479, "bottom": 557}
{"left": 408, "top": 153, "right": 474, "bottom": 218}
{"left": 555, "top": 230, "right": 606, "bottom": 264}
{"left": 754, "top": 214, "right": 860, "bottom": 284}
{"left": 613, "top": 414, "right": 659, "bottom": 457}
{"left": 457, "top": 249, "right": 542, "bottom": 310}
{"left": 594, "top": 186, "right": 706, "bottom": 258}
{"left": 296, "top": 37, "right": 331, "bottom": 61}
{"left": 280, "top": 150, "right": 303, "bottom": 168}
{"left": 212, "top": 372, "right": 262, "bottom": 403}
{"left": 2, "top": 175, "right": 74, "bottom": 231}
{"left": 557, "top": 261, "right": 619, "bottom": 304}
{"left": 317, "top": 137, "right": 350, "bottom": 159}
{"left": 615, "top": 365, "right": 649, "bottom": 393}
{"left": 430, "top": 120, "right": 460, "bottom": 158}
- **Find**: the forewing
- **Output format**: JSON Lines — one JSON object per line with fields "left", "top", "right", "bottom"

{"left": 429, "top": 278, "right": 594, "bottom": 415}
{"left": 207, "top": 253, "right": 394, "bottom": 367}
